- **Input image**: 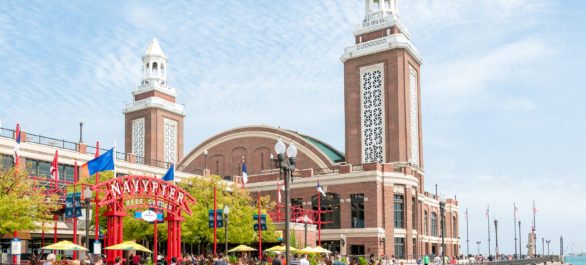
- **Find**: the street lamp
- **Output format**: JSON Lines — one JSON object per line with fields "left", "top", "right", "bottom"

{"left": 83, "top": 187, "right": 93, "bottom": 250}
{"left": 224, "top": 205, "right": 230, "bottom": 252}
{"left": 439, "top": 201, "right": 446, "bottom": 264}
{"left": 546, "top": 240, "right": 551, "bottom": 256}
{"left": 274, "top": 137, "right": 297, "bottom": 265}
{"left": 301, "top": 215, "right": 312, "bottom": 248}
{"left": 476, "top": 241, "right": 481, "bottom": 255}
{"left": 79, "top": 118, "right": 84, "bottom": 143}
{"left": 204, "top": 149, "right": 208, "bottom": 170}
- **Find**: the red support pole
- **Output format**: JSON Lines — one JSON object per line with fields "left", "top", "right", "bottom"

{"left": 318, "top": 191, "right": 321, "bottom": 246}
{"left": 13, "top": 231, "right": 18, "bottom": 264}
{"left": 94, "top": 142, "right": 100, "bottom": 244}
{"left": 258, "top": 191, "right": 262, "bottom": 259}
{"left": 73, "top": 162, "right": 78, "bottom": 259}
{"left": 41, "top": 223, "right": 45, "bottom": 247}
{"left": 154, "top": 220, "right": 158, "bottom": 262}
{"left": 213, "top": 186, "right": 217, "bottom": 255}
{"left": 53, "top": 214, "right": 58, "bottom": 253}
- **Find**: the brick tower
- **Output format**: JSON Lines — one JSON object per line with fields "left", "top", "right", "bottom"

{"left": 124, "top": 38, "right": 185, "bottom": 166}
{"left": 341, "top": 0, "right": 423, "bottom": 167}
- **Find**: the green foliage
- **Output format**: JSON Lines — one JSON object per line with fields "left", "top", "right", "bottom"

{"left": 289, "top": 231, "right": 298, "bottom": 249}
{"left": 358, "top": 257, "right": 367, "bottom": 265}
{"left": 227, "top": 255, "right": 237, "bottom": 264}
{"left": 341, "top": 257, "right": 348, "bottom": 264}
{"left": 180, "top": 175, "right": 278, "bottom": 246}
{"left": 0, "top": 168, "right": 60, "bottom": 235}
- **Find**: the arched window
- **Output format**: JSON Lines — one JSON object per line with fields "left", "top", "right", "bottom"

{"left": 431, "top": 212, "right": 438, "bottom": 237}
{"left": 452, "top": 216, "right": 457, "bottom": 238}
{"left": 424, "top": 211, "right": 428, "bottom": 235}
{"left": 312, "top": 193, "right": 340, "bottom": 229}
{"left": 152, "top": 62, "right": 158, "bottom": 76}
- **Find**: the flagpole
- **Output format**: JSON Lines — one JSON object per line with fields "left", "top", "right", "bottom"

{"left": 466, "top": 207, "right": 469, "bottom": 258}
{"left": 487, "top": 205, "right": 491, "bottom": 257}
{"left": 533, "top": 200, "right": 537, "bottom": 231}
{"left": 514, "top": 203, "right": 518, "bottom": 259}
{"left": 318, "top": 181, "right": 321, "bottom": 246}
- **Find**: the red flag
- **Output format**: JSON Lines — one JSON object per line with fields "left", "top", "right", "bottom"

{"left": 533, "top": 206, "right": 537, "bottom": 213}
{"left": 50, "top": 150, "right": 59, "bottom": 180}
{"left": 13, "top": 124, "right": 21, "bottom": 165}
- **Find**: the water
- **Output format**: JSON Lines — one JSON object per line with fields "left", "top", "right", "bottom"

{"left": 565, "top": 256, "right": 586, "bottom": 265}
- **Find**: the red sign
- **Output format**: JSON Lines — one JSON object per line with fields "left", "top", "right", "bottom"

{"left": 94, "top": 175, "right": 195, "bottom": 215}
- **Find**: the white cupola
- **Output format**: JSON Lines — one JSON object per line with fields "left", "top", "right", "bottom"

{"left": 364, "top": 0, "right": 399, "bottom": 22}
{"left": 142, "top": 38, "right": 168, "bottom": 86}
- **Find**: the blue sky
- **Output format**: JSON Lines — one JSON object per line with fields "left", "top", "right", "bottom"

{"left": 1, "top": 0, "right": 585, "bottom": 255}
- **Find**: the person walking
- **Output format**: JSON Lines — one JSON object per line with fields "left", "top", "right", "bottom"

{"left": 272, "top": 255, "right": 283, "bottom": 265}
{"left": 423, "top": 255, "right": 430, "bottom": 265}
{"left": 333, "top": 255, "right": 345, "bottom": 265}
{"left": 299, "top": 254, "right": 310, "bottom": 265}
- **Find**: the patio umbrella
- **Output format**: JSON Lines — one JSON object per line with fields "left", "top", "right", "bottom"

{"left": 312, "top": 246, "right": 332, "bottom": 254}
{"left": 41, "top": 240, "right": 88, "bottom": 251}
{"left": 297, "top": 246, "right": 318, "bottom": 254}
{"left": 265, "top": 245, "right": 298, "bottom": 253}
{"left": 104, "top": 241, "right": 152, "bottom": 253}
{"left": 227, "top": 245, "right": 257, "bottom": 253}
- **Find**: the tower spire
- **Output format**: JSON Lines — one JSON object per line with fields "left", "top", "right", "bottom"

{"left": 142, "top": 38, "right": 168, "bottom": 86}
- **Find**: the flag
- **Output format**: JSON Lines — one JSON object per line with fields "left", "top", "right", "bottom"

{"left": 81, "top": 148, "right": 115, "bottom": 177}
{"left": 317, "top": 180, "right": 326, "bottom": 197}
{"left": 13, "top": 124, "right": 21, "bottom": 164}
{"left": 162, "top": 163, "right": 175, "bottom": 182}
{"left": 465, "top": 207, "right": 468, "bottom": 221}
{"left": 50, "top": 150, "right": 59, "bottom": 180}
{"left": 485, "top": 206, "right": 490, "bottom": 219}
{"left": 514, "top": 203, "right": 519, "bottom": 218}
{"left": 242, "top": 162, "right": 248, "bottom": 184}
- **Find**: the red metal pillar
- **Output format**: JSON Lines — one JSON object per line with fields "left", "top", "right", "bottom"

{"left": 153, "top": 220, "right": 158, "bottom": 262}
{"left": 53, "top": 214, "right": 58, "bottom": 253}
{"left": 12, "top": 231, "right": 18, "bottom": 264}
{"left": 258, "top": 191, "right": 262, "bottom": 259}
{"left": 318, "top": 192, "right": 321, "bottom": 246}
{"left": 213, "top": 186, "right": 217, "bottom": 255}
{"left": 166, "top": 212, "right": 184, "bottom": 261}
{"left": 73, "top": 162, "right": 78, "bottom": 259}
{"left": 94, "top": 142, "right": 100, "bottom": 245}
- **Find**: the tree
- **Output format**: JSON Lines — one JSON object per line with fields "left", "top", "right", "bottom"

{"left": 180, "top": 175, "right": 279, "bottom": 247}
{"left": 0, "top": 168, "right": 60, "bottom": 235}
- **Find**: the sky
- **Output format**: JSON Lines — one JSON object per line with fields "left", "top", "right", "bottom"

{"left": 1, "top": 0, "right": 585, "bottom": 256}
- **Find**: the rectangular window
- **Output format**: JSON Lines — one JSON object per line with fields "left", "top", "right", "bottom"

{"left": 431, "top": 213, "right": 438, "bottom": 237}
{"left": 351, "top": 194, "right": 365, "bottom": 228}
{"left": 59, "top": 165, "right": 75, "bottom": 183}
{"left": 350, "top": 245, "right": 365, "bottom": 256}
{"left": 394, "top": 238, "right": 405, "bottom": 259}
{"left": 412, "top": 197, "right": 416, "bottom": 228}
{"left": 0, "top": 154, "right": 14, "bottom": 171}
{"left": 409, "top": 66, "right": 420, "bottom": 166}
{"left": 394, "top": 194, "right": 404, "bottom": 228}
{"left": 291, "top": 198, "right": 303, "bottom": 208}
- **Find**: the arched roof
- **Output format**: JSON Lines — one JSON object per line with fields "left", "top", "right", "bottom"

{"left": 178, "top": 125, "right": 344, "bottom": 175}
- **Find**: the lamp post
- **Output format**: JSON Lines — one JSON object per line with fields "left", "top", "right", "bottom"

{"left": 519, "top": 221, "right": 522, "bottom": 258}
{"left": 476, "top": 241, "right": 481, "bottom": 255}
{"left": 546, "top": 240, "right": 551, "bottom": 256}
{"left": 224, "top": 205, "right": 230, "bottom": 253}
{"left": 542, "top": 237, "right": 545, "bottom": 256}
{"left": 274, "top": 137, "right": 297, "bottom": 265}
{"left": 83, "top": 187, "right": 93, "bottom": 250}
{"left": 79, "top": 118, "right": 84, "bottom": 143}
{"left": 204, "top": 149, "right": 208, "bottom": 170}
{"left": 302, "top": 215, "right": 311, "bottom": 247}
{"left": 439, "top": 201, "right": 446, "bottom": 264}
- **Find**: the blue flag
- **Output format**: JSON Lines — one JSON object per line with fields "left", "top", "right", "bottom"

{"left": 82, "top": 148, "right": 115, "bottom": 177}
{"left": 162, "top": 164, "right": 175, "bottom": 182}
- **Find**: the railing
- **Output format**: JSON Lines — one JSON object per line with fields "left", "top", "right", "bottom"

{"left": 26, "top": 133, "right": 78, "bottom": 151}
{"left": 85, "top": 145, "right": 108, "bottom": 156}
{"left": 0, "top": 127, "right": 14, "bottom": 138}
{"left": 269, "top": 205, "right": 333, "bottom": 226}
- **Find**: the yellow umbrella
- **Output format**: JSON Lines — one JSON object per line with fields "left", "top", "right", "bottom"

{"left": 313, "top": 246, "right": 332, "bottom": 254}
{"left": 104, "top": 241, "right": 152, "bottom": 253}
{"left": 297, "top": 246, "right": 318, "bottom": 254}
{"left": 41, "top": 240, "right": 88, "bottom": 251}
{"left": 265, "top": 245, "right": 298, "bottom": 253}
{"left": 227, "top": 245, "right": 257, "bottom": 253}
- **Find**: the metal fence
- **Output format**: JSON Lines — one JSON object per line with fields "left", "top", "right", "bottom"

{"left": 0, "top": 127, "right": 14, "bottom": 138}
{"left": 26, "top": 133, "right": 78, "bottom": 151}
